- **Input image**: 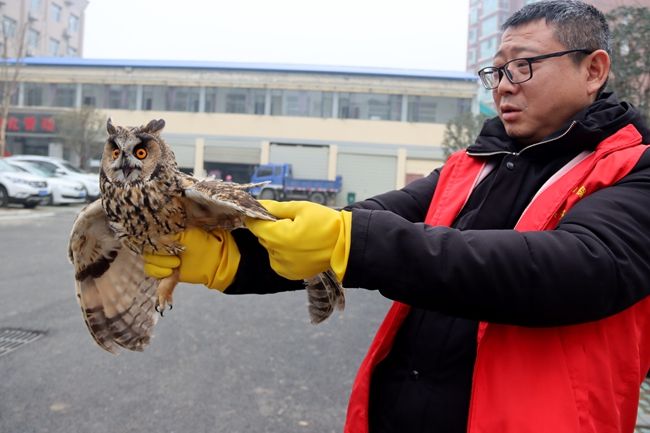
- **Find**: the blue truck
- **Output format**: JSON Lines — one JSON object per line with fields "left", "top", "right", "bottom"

{"left": 249, "top": 163, "right": 342, "bottom": 205}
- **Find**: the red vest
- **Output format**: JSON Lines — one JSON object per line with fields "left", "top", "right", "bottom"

{"left": 345, "top": 124, "right": 650, "bottom": 433}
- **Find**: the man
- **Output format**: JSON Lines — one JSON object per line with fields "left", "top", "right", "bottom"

{"left": 144, "top": 1, "right": 650, "bottom": 431}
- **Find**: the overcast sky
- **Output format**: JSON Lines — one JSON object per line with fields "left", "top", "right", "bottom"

{"left": 82, "top": 0, "right": 470, "bottom": 72}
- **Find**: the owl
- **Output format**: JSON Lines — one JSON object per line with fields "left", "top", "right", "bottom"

{"left": 68, "top": 118, "right": 345, "bottom": 354}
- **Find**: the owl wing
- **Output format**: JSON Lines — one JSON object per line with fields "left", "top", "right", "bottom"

{"left": 182, "top": 179, "right": 275, "bottom": 230}
{"left": 68, "top": 200, "right": 159, "bottom": 354}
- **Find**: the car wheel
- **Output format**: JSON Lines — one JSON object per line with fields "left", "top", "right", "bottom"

{"left": 0, "top": 185, "right": 8, "bottom": 207}
{"left": 309, "top": 191, "right": 327, "bottom": 205}
{"left": 259, "top": 188, "right": 276, "bottom": 200}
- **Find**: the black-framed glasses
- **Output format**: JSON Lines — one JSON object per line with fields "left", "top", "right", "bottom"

{"left": 477, "top": 49, "right": 593, "bottom": 90}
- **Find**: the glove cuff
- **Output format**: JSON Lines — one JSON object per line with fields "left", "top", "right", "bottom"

{"left": 330, "top": 210, "right": 352, "bottom": 281}
{"left": 206, "top": 231, "right": 241, "bottom": 292}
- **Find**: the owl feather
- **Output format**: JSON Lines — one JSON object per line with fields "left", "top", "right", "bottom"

{"left": 68, "top": 118, "right": 345, "bottom": 354}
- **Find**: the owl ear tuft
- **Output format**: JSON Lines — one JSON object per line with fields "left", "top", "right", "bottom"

{"left": 143, "top": 119, "right": 165, "bottom": 135}
{"left": 107, "top": 118, "right": 116, "bottom": 135}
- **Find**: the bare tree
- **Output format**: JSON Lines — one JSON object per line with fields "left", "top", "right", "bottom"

{"left": 607, "top": 6, "right": 650, "bottom": 124}
{"left": 0, "top": 7, "right": 34, "bottom": 157}
{"left": 441, "top": 112, "right": 489, "bottom": 159}
{"left": 55, "top": 105, "right": 105, "bottom": 170}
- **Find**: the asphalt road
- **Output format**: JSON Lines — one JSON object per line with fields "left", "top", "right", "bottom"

{"left": 0, "top": 204, "right": 391, "bottom": 433}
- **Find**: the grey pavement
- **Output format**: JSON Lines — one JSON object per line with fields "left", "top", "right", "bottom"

{"left": 0, "top": 204, "right": 391, "bottom": 433}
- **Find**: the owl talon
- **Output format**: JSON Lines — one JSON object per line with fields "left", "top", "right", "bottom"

{"left": 155, "top": 301, "right": 172, "bottom": 317}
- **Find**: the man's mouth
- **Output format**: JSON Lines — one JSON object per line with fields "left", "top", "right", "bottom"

{"left": 500, "top": 105, "right": 521, "bottom": 122}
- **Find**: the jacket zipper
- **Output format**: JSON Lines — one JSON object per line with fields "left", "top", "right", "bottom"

{"left": 466, "top": 121, "right": 578, "bottom": 158}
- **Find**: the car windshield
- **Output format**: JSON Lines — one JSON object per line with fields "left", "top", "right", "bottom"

{"left": 12, "top": 162, "right": 50, "bottom": 177}
{"left": 0, "top": 159, "right": 22, "bottom": 173}
{"left": 61, "top": 161, "right": 87, "bottom": 174}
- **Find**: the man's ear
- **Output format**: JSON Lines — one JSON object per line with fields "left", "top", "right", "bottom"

{"left": 585, "top": 49, "right": 610, "bottom": 97}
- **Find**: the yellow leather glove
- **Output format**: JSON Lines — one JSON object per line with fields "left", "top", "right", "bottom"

{"left": 143, "top": 227, "right": 240, "bottom": 292}
{"left": 245, "top": 200, "right": 351, "bottom": 281}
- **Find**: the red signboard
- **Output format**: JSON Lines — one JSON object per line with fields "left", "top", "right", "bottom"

{"left": 0, "top": 114, "right": 58, "bottom": 133}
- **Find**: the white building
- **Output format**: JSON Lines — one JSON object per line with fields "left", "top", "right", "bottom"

{"left": 6, "top": 57, "right": 477, "bottom": 206}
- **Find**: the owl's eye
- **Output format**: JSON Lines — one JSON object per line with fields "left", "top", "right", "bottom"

{"left": 134, "top": 148, "right": 148, "bottom": 160}
{"left": 111, "top": 149, "right": 120, "bottom": 160}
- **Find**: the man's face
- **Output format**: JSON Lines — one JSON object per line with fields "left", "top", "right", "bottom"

{"left": 493, "top": 20, "right": 593, "bottom": 145}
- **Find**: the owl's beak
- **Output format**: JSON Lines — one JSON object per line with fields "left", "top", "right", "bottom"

{"left": 121, "top": 166, "right": 133, "bottom": 179}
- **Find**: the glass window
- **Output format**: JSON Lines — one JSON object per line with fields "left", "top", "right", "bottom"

{"left": 479, "top": 36, "right": 497, "bottom": 60}
{"left": 2, "top": 16, "right": 16, "bottom": 38}
{"left": 142, "top": 86, "right": 166, "bottom": 111}
{"left": 338, "top": 92, "right": 402, "bottom": 121}
{"left": 48, "top": 38, "right": 59, "bottom": 56}
{"left": 468, "top": 27, "right": 477, "bottom": 44}
{"left": 67, "top": 46, "right": 77, "bottom": 56}
{"left": 24, "top": 83, "right": 45, "bottom": 106}
{"left": 408, "top": 96, "right": 473, "bottom": 124}
{"left": 205, "top": 87, "right": 266, "bottom": 114}
{"left": 82, "top": 84, "right": 137, "bottom": 109}
{"left": 166, "top": 86, "right": 200, "bottom": 112}
{"left": 50, "top": 3, "right": 62, "bottom": 22}
{"left": 482, "top": 0, "right": 498, "bottom": 14}
{"left": 51, "top": 83, "right": 76, "bottom": 107}
{"left": 270, "top": 90, "right": 333, "bottom": 118}
{"left": 27, "top": 29, "right": 39, "bottom": 51}
{"left": 469, "top": 7, "right": 478, "bottom": 24}
{"left": 30, "top": 0, "right": 42, "bottom": 11}
{"left": 68, "top": 15, "right": 79, "bottom": 33}
{"left": 481, "top": 15, "right": 498, "bottom": 36}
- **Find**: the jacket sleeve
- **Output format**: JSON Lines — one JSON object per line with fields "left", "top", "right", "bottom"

{"left": 343, "top": 152, "right": 650, "bottom": 327}
{"left": 225, "top": 169, "right": 441, "bottom": 295}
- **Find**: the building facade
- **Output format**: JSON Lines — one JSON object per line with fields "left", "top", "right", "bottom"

{"left": 1, "top": 0, "right": 87, "bottom": 58}
{"left": 466, "top": 0, "right": 650, "bottom": 114}
{"left": 4, "top": 58, "right": 477, "bottom": 206}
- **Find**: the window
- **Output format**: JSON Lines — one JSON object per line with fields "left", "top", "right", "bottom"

{"left": 67, "top": 46, "right": 77, "bottom": 56}
{"left": 51, "top": 83, "right": 76, "bottom": 107}
{"left": 142, "top": 86, "right": 166, "bottom": 111}
{"left": 31, "top": 0, "right": 42, "bottom": 11}
{"left": 408, "top": 96, "right": 473, "bottom": 124}
{"left": 27, "top": 29, "right": 39, "bottom": 52}
{"left": 270, "top": 90, "right": 333, "bottom": 118}
{"left": 469, "top": 7, "right": 478, "bottom": 24}
{"left": 407, "top": 96, "right": 437, "bottom": 123}
{"left": 205, "top": 88, "right": 266, "bottom": 114}
{"left": 166, "top": 87, "right": 200, "bottom": 112}
{"left": 338, "top": 93, "right": 402, "bottom": 121}
{"left": 48, "top": 38, "right": 60, "bottom": 56}
{"left": 2, "top": 16, "right": 16, "bottom": 38}
{"left": 68, "top": 15, "right": 79, "bottom": 33}
{"left": 479, "top": 36, "right": 497, "bottom": 60}
{"left": 482, "top": 0, "right": 498, "bottom": 15}
{"left": 481, "top": 15, "right": 498, "bottom": 36}
{"left": 50, "top": 3, "right": 62, "bottom": 22}
{"left": 24, "top": 83, "right": 45, "bottom": 106}
{"left": 107, "top": 85, "right": 137, "bottom": 109}
{"left": 82, "top": 84, "right": 137, "bottom": 109}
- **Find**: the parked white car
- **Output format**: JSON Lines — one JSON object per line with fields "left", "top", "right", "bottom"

{"left": 7, "top": 160, "right": 87, "bottom": 205}
{"left": 0, "top": 159, "right": 51, "bottom": 208}
{"left": 6, "top": 155, "right": 100, "bottom": 201}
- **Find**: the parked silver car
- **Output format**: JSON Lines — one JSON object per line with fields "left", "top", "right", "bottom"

{"left": 6, "top": 155, "right": 100, "bottom": 201}
{"left": 7, "top": 160, "right": 87, "bottom": 205}
{"left": 0, "top": 159, "right": 50, "bottom": 208}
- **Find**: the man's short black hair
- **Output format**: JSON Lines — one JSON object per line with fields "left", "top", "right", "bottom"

{"left": 503, "top": 0, "right": 611, "bottom": 57}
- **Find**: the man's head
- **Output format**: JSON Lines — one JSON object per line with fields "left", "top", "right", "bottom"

{"left": 482, "top": 0, "right": 611, "bottom": 144}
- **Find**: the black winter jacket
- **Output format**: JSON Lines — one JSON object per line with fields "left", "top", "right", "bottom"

{"left": 228, "top": 93, "right": 650, "bottom": 433}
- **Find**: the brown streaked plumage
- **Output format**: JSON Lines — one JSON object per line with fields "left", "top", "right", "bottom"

{"left": 68, "top": 118, "right": 344, "bottom": 354}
